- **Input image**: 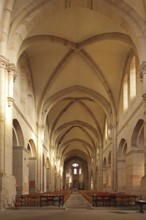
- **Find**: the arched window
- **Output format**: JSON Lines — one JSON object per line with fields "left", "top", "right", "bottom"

{"left": 104, "top": 118, "right": 108, "bottom": 141}
{"left": 130, "top": 56, "right": 136, "bottom": 100}
{"left": 72, "top": 163, "right": 79, "bottom": 175}
{"left": 72, "top": 163, "right": 79, "bottom": 167}
{"left": 122, "top": 55, "right": 137, "bottom": 112}
{"left": 123, "top": 73, "right": 128, "bottom": 111}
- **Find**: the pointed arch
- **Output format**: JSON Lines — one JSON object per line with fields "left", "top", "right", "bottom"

{"left": 131, "top": 119, "right": 144, "bottom": 148}
{"left": 13, "top": 119, "right": 24, "bottom": 146}
{"left": 27, "top": 139, "right": 37, "bottom": 158}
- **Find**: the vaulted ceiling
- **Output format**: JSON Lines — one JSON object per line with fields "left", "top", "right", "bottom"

{"left": 10, "top": 0, "right": 145, "bottom": 163}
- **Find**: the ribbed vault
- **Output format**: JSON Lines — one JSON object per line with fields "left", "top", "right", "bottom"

{"left": 9, "top": 0, "right": 145, "bottom": 168}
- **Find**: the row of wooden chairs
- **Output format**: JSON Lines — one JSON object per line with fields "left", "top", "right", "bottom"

{"left": 79, "top": 190, "right": 139, "bottom": 207}
{"left": 14, "top": 189, "right": 72, "bottom": 207}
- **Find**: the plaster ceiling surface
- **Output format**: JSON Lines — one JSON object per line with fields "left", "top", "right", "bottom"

{"left": 12, "top": 0, "right": 142, "bottom": 162}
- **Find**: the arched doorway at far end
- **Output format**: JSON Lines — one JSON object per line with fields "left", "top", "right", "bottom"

{"left": 63, "top": 157, "right": 88, "bottom": 190}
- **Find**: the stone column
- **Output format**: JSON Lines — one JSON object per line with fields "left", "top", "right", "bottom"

{"left": 51, "top": 168, "right": 55, "bottom": 191}
{"left": 5, "top": 63, "right": 17, "bottom": 173}
{"left": 93, "top": 155, "right": 97, "bottom": 190}
{"left": 110, "top": 122, "right": 118, "bottom": 192}
{"left": 7, "top": 63, "right": 17, "bottom": 107}
{"left": 60, "top": 162, "right": 63, "bottom": 190}
{"left": 0, "top": 56, "right": 16, "bottom": 209}
{"left": 46, "top": 168, "right": 50, "bottom": 192}
{"left": 43, "top": 165, "right": 47, "bottom": 192}
{"left": 0, "top": 56, "right": 8, "bottom": 174}
{"left": 139, "top": 61, "right": 146, "bottom": 199}
{"left": 99, "top": 146, "right": 103, "bottom": 191}
{"left": 37, "top": 125, "right": 44, "bottom": 192}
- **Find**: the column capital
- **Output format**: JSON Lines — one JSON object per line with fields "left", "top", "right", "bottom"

{"left": 38, "top": 124, "right": 45, "bottom": 130}
{"left": 142, "top": 93, "right": 146, "bottom": 102}
{"left": 108, "top": 121, "right": 118, "bottom": 130}
{"left": 0, "top": 55, "right": 9, "bottom": 69}
{"left": 8, "top": 63, "right": 17, "bottom": 81}
{"left": 7, "top": 96, "right": 14, "bottom": 107}
{"left": 139, "top": 61, "right": 146, "bottom": 81}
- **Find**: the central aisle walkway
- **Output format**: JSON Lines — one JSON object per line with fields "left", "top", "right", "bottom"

{"left": 65, "top": 190, "right": 90, "bottom": 209}
{"left": 1, "top": 199, "right": 146, "bottom": 220}
{"left": 1, "top": 190, "right": 146, "bottom": 220}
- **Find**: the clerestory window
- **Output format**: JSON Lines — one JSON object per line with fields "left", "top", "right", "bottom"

{"left": 123, "top": 55, "right": 137, "bottom": 112}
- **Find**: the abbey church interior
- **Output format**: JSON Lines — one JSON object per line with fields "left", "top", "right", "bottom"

{"left": 1, "top": 0, "right": 146, "bottom": 210}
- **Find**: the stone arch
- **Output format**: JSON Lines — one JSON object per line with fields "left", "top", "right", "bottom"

{"left": 59, "top": 137, "right": 93, "bottom": 162}
{"left": 50, "top": 100, "right": 102, "bottom": 145}
{"left": 63, "top": 149, "right": 89, "bottom": 164}
{"left": 41, "top": 86, "right": 112, "bottom": 127}
{"left": 117, "top": 138, "right": 127, "bottom": 158}
{"left": 6, "top": 0, "right": 146, "bottom": 64}
{"left": 63, "top": 156, "right": 89, "bottom": 190}
{"left": 27, "top": 139, "right": 37, "bottom": 158}
{"left": 131, "top": 119, "right": 144, "bottom": 149}
{"left": 27, "top": 139, "right": 37, "bottom": 193}
{"left": 18, "top": 33, "right": 135, "bottom": 121}
{"left": 13, "top": 119, "right": 25, "bottom": 195}
{"left": 46, "top": 157, "right": 51, "bottom": 168}
{"left": 123, "top": 144, "right": 127, "bottom": 157}
{"left": 117, "top": 138, "right": 127, "bottom": 192}
{"left": 130, "top": 119, "right": 144, "bottom": 193}
{"left": 13, "top": 119, "right": 24, "bottom": 146}
{"left": 103, "top": 157, "right": 106, "bottom": 168}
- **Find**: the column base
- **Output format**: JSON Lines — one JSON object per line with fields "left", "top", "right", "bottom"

{"left": 140, "top": 175, "right": 146, "bottom": 199}
{"left": 0, "top": 173, "right": 16, "bottom": 210}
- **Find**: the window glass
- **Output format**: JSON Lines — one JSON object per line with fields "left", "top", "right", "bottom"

{"left": 130, "top": 56, "right": 136, "bottom": 99}
{"left": 74, "top": 168, "right": 77, "bottom": 175}
{"left": 123, "top": 74, "right": 128, "bottom": 111}
{"left": 72, "top": 163, "right": 79, "bottom": 167}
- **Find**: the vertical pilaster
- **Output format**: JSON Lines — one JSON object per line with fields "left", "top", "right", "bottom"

{"left": 110, "top": 122, "right": 118, "bottom": 192}
{"left": 93, "top": 155, "right": 97, "bottom": 190}
{"left": 99, "top": 146, "right": 103, "bottom": 191}
{"left": 5, "top": 63, "right": 17, "bottom": 174}
{"left": 37, "top": 124, "right": 44, "bottom": 192}
{"left": 139, "top": 61, "right": 146, "bottom": 199}
{"left": 139, "top": 62, "right": 146, "bottom": 176}
{"left": 46, "top": 168, "right": 50, "bottom": 191}
{"left": 0, "top": 56, "right": 16, "bottom": 209}
{"left": 51, "top": 169, "right": 54, "bottom": 191}
{"left": 7, "top": 63, "right": 17, "bottom": 106}
{"left": 0, "top": 56, "right": 8, "bottom": 174}
{"left": 142, "top": 93, "right": 146, "bottom": 176}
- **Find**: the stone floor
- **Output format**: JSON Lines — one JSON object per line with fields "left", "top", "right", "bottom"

{"left": 0, "top": 191, "right": 146, "bottom": 220}
{"left": 65, "top": 190, "right": 91, "bottom": 208}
